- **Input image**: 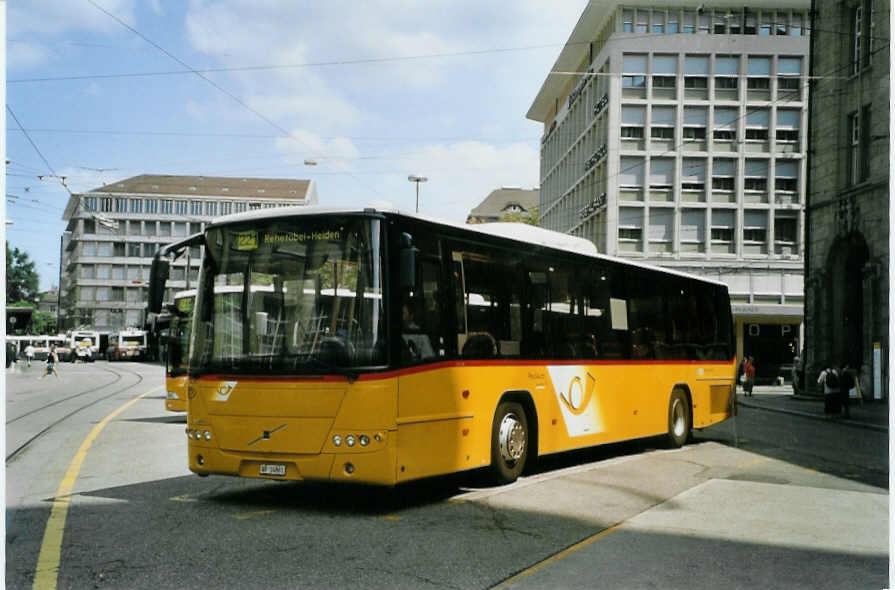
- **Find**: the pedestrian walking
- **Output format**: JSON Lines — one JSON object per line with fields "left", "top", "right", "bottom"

{"left": 24, "top": 343, "right": 35, "bottom": 368}
{"left": 839, "top": 363, "right": 855, "bottom": 419}
{"left": 818, "top": 361, "right": 840, "bottom": 416}
{"left": 39, "top": 345, "right": 59, "bottom": 379}
{"left": 743, "top": 356, "right": 756, "bottom": 397}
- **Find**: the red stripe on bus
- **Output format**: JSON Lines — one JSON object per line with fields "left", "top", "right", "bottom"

{"left": 194, "top": 356, "right": 736, "bottom": 384}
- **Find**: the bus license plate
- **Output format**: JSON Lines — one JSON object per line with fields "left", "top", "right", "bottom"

{"left": 259, "top": 464, "right": 286, "bottom": 476}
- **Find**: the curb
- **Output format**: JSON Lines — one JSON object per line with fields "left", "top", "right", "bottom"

{"left": 737, "top": 398, "right": 889, "bottom": 433}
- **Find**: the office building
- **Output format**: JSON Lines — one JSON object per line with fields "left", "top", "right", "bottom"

{"left": 527, "top": 1, "right": 810, "bottom": 377}
{"left": 60, "top": 174, "right": 318, "bottom": 331}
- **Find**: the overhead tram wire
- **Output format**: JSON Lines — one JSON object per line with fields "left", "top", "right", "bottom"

{"left": 7, "top": 19, "right": 888, "bottom": 86}
{"left": 86, "top": 0, "right": 384, "bottom": 197}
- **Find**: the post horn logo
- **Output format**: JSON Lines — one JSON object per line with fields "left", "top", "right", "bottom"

{"left": 559, "top": 372, "right": 596, "bottom": 415}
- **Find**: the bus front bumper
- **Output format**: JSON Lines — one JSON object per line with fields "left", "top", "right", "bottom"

{"left": 187, "top": 437, "right": 398, "bottom": 486}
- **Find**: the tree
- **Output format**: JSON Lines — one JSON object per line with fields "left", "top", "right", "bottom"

{"left": 500, "top": 207, "right": 539, "bottom": 226}
{"left": 6, "top": 242, "right": 39, "bottom": 304}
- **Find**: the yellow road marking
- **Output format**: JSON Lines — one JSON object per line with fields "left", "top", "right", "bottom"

{"left": 376, "top": 515, "right": 402, "bottom": 521}
{"left": 32, "top": 386, "right": 161, "bottom": 590}
{"left": 234, "top": 510, "right": 275, "bottom": 520}
{"left": 491, "top": 523, "right": 623, "bottom": 589}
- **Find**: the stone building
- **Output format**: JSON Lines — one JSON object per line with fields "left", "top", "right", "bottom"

{"left": 804, "top": 0, "right": 889, "bottom": 399}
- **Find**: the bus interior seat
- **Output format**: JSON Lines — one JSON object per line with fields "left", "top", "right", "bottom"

{"left": 462, "top": 332, "right": 497, "bottom": 358}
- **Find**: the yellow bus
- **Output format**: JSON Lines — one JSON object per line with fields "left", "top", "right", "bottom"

{"left": 165, "top": 289, "right": 196, "bottom": 412}
{"left": 149, "top": 207, "right": 736, "bottom": 486}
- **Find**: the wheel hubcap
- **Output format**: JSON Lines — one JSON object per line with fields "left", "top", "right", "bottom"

{"left": 498, "top": 412, "right": 525, "bottom": 463}
{"left": 672, "top": 399, "right": 685, "bottom": 437}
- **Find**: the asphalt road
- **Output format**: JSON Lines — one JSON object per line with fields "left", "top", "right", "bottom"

{"left": 5, "top": 362, "right": 889, "bottom": 589}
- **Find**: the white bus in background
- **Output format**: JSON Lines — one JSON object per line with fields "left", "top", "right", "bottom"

{"left": 107, "top": 328, "right": 149, "bottom": 361}
{"left": 69, "top": 330, "right": 100, "bottom": 362}
{"left": 27, "top": 335, "right": 70, "bottom": 361}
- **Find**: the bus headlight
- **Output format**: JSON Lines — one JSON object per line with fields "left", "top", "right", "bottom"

{"left": 359, "top": 434, "right": 370, "bottom": 447}
{"left": 204, "top": 430, "right": 211, "bottom": 441}
{"left": 332, "top": 435, "right": 342, "bottom": 447}
{"left": 345, "top": 435, "right": 356, "bottom": 447}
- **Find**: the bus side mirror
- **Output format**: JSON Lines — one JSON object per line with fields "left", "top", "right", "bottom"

{"left": 399, "top": 232, "right": 416, "bottom": 290}
{"left": 148, "top": 255, "right": 170, "bottom": 314}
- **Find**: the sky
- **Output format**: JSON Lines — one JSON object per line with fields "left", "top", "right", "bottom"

{"left": 7, "top": 0, "right": 590, "bottom": 290}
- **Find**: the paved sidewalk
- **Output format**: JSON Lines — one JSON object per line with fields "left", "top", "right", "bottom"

{"left": 737, "top": 385, "right": 889, "bottom": 432}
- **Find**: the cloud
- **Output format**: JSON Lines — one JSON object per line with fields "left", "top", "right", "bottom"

{"left": 9, "top": 0, "right": 136, "bottom": 36}
{"left": 274, "top": 129, "right": 361, "bottom": 171}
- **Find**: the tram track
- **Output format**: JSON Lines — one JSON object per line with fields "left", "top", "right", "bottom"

{"left": 5, "top": 364, "right": 146, "bottom": 464}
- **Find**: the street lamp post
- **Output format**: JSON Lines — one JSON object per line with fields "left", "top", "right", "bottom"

{"left": 407, "top": 175, "right": 428, "bottom": 213}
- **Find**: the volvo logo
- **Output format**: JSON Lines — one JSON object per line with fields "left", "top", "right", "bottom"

{"left": 247, "top": 424, "right": 287, "bottom": 446}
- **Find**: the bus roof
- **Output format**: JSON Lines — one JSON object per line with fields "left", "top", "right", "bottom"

{"left": 206, "top": 205, "right": 726, "bottom": 288}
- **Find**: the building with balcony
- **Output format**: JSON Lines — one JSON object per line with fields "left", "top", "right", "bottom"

{"left": 60, "top": 174, "right": 318, "bottom": 331}
{"left": 804, "top": 0, "right": 889, "bottom": 399}
{"left": 527, "top": 1, "right": 810, "bottom": 378}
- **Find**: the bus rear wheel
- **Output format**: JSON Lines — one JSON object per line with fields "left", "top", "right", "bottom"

{"left": 665, "top": 390, "right": 691, "bottom": 449}
{"left": 490, "top": 401, "right": 528, "bottom": 485}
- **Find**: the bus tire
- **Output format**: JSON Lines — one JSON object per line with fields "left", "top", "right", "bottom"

{"left": 490, "top": 401, "right": 528, "bottom": 485}
{"left": 665, "top": 389, "right": 691, "bottom": 449}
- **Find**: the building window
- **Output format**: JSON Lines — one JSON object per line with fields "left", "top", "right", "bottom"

{"left": 774, "top": 215, "right": 798, "bottom": 244}
{"left": 127, "top": 243, "right": 142, "bottom": 257}
{"left": 743, "top": 211, "right": 767, "bottom": 243}
{"left": 96, "top": 264, "right": 111, "bottom": 280}
{"left": 716, "top": 77, "right": 738, "bottom": 89}
{"left": 114, "top": 198, "right": 127, "bottom": 212}
{"left": 713, "top": 107, "right": 738, "bottom": 142}
{"left": 112, "top": 265, "right": 125, "bottom": 280}
{"left": 648, "top": 209, "right": 673, "bottom": 251}
{"left": 681, "top": 158, "right": 706, "bottom": 191}
{"left": 747, "top": 77, "right": 769, "bottom": 90}
{"left": 81, "top": 242, "right": 97, "bottom": 256}
{"left": 160, "top": 200, "right": 173, "bottom": 214}
{"left": 712, "top": 159, "right": 736, "bottom": 191}
{"left": 684, "top": 77, "right": 707, "bottom": 89}
{"left": 79, "top": 287, "right": 95, "bottom": 302}
{"left": 81, "top": 264, "right": 95, "bottom": 279}
{"left": 744, "top": 108, "right": 769, "bottom": 141}
{"left": 652, "top": 76, "right": 676, "bottom": 88}
{"left": 623, "top": 54, "right": 648, "bottom": 94}
{"left": 111, "top": 287, "right": 124, "bottom": 301}
{"left": 680, "top": 210, "right": 706, "bottom": 247}
{"left": 711, "top": 210, "right": 734, "bottom": 243}
{"left": 776, "top": 109, "right": 801, "bottom": 143}
{"left": 619, "top": 157, "right": 645, "bottom": 198}
{"left": 101, "top": 198, "right": 113, "bottom": 212}
{"left": 744, "top": 159, "right": 769, "bottom": 193}
{"left": 249, "top": 202, "right": 262, "bottom": 210}
{"left": 760, "top": 13, "right": 773, "bottom": 36}
{"left": 127, "top": 266, "right": 142, "bottom": 280}
{"left": 744, "top": 11, "right": 756, "bottom": 34}
{"left": 235, "top": 202, "right": 247, "bottom": 213}
{"left": 619, "top": 207, "right": 644, "bottom": 244}
{"left": 129, "top": 198, "right": 142, "bottom": 213}
{"left": 683, "top": 10, "right": 695, "bottom": 33}
{"left": 175, "top": 200, "right": 188, "bottom": 215}
{"left": 848, "top": 107, "right": 871, "bottom": 185}
{"left": 650, "top": 106, "right": 675, "bottom": 140}
{"left": 790, "top": 13, "right": 803, "bottom": 36}
{"left": 636, "top": 9, "right": 648, "bottom": 33}
{"left": 190, "top": 201, "right": 202, "bottom": 215}
{"left": 621, "top": 105, "right": 645, "bottom": 139}
{"left": 83, "top": 196, "right": 97, "bottom": 211}
{"left": 220, "top": 202, "right": 233, "bottom": 215}
{"left": 173, "top": 222, "right": 187, "bottom": 237}
{"left": 145, "top": 199, "right": 158, "bottom": 214}
{"left": 113, "top": 242, "right": 126, "bottom": 257}
{"left": 205, "top": 201, "right": 218, "bottom": 216}
{"left": 728, "top": 11, "right": 741, "bottom": 34}
{"left": 667, "top": 11, "right": 679, "bottom": 33}
{"left": 622, "top": 9, "right": 634, "bottom": 32}
{"left": 649, "top": 158, "right": 674, "bottom": 192}
{"left": 714, "top": 12, "right": 727, "bottom": 34}
{"left": 778, "top": 77, "right": 800, "bottom": 92}
{"left": 683, "top": 106, "right": 707, "bottom": 141}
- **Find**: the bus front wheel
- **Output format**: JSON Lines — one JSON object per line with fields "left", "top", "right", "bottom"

{"left": 665, "top": 390, "right": 691, "bottom": 449}
{"left": 490, "top": 401, "right": 528, "bottom": 485}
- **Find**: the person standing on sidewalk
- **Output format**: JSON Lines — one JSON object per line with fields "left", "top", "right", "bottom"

{"left": 839, "top": 364, "right": 854, "bottom": 419}
{"left": 743, "top": 356, "right": 756, "bottom": 397}
{"left": 24, "top": 343, "right": 34, "bottom": 368}
{"left": 818, "top": 361, "right": 840, "bottom": 417}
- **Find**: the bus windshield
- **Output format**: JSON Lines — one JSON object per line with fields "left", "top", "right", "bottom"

{"left": 191, "top": 216, "right": 385, "bottom": 375}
